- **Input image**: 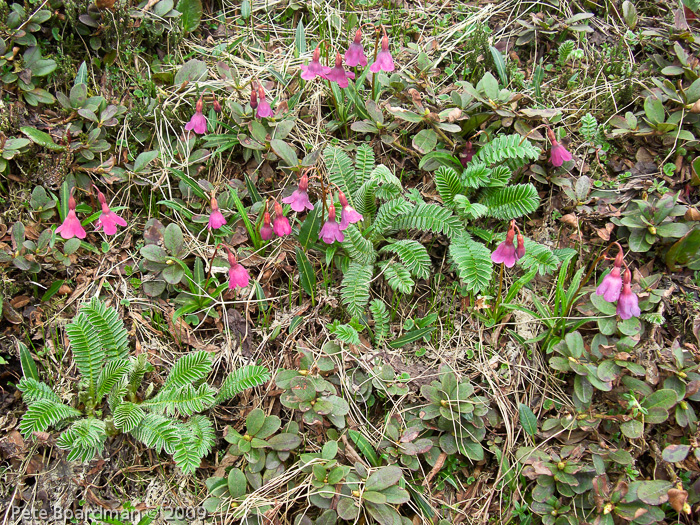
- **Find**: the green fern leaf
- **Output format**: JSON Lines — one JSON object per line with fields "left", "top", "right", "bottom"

{"left": 80, "top": 297, "right": 129, "bottom": 361}
{"left": 380, "top": 261, "right": 415, "bottom": 294}
{"left": 66, "top": 312, "right": 105, "bottom": 398}
{"left": 449, "top": 236, "right": 493, "bottom": 294}
{"left": 353, "top": 179, "right": 377, "bottom": 221}
{"left": 114, "top": 401, "right": 145, "bottom": 432}
{"left": 371, "top": 165, "right": 403, "bottom": 201}
{"left": 215, "top": 365, "right": 271, "bottom": 404}
{"left": 454, "top": 196, "right": 488, "bottom": 220}
{"left": 481, "top": 184, "right": 540, "bottom": 220}
{"left": 108, "top": 380, "right": 128, "bottom": 413}
{"left": 186, "top": 415, "right": 215, "bottom": 458}
{"left": 96, "top": 359, "right": 130, "bottom": 403}
{"left": 380, "top": 240, "right": 431, "bottom": 279}
{"left": 129, "top": 353, "right": 153, "bottom": 393}
{"left": 519, "top": 241, "right": 561, "bottom": 275}
{"left": 355, "top": 143, "right": 375, "bottom": 186}
{"left": 341, "top": 225, "right": 377, "bottom": 265}
{"left": 144, "top": 384, "right": 216, "bottom": 417}
{"left": 19, "top": 399, "right": 81, "bottom": 437}
{"left": 393, "top": 203, "right": 462, "bottom": 238}
{"left": 332, "top": 324, "right": 361, "bottom": 346}
{"left": 369, "top": 299, "right": 390, "bottom": 345}
{"left": 487, "top": 165, "right": 512, "bottom": 187}
{"left": 474, "top": 135, "right": 540, "bottom": 168}
{"left": 18, "top": 378, "right": 62, "bottom": 405}
{"left": 57, "top": 418, "right": 107, "bottom": 462}
{"left": 341, "top": 262, "right": 373, "bottom": 318}
{"left": 162, "top": 351, "right": 213, "bottom": 390}
{"left": 580, "top": 113, "right": 598, "bottom": 142}
{"left": 461, "top": 162, "right": 491, "bottom": 189}
{"left": 173, "top": 434, "right": 202, "bottom": 475}
{"left": 323, "top": 146, "right": 357, "bottom": 206}
{"left": 131, "top": 413, "right": 182, "bottom": 455}
{"left": 435, "top": 166, "right": 464, "bottom": 207}
{"left": 368, "top": 199, "right": 414, "bottom": 239}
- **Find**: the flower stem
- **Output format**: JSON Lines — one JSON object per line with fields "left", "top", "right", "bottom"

{"left": 493, "top": 262, "right": 505, "bottom": 314}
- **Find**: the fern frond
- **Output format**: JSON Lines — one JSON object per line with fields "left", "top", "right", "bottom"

{"left": 185, "top": 415, "right": 216, "bottom": 458}
{"left": 162, "top": 351, "right": 213, "bottom": 390}
{"left": 369, "top": 299, "right": 390, "bottom": 345}
{"left": 380, "top": 240, "right": 431, "bottom": 280}
{"left": 323, "top": 146, "right": 357, "bottom": 205}
{"left": 144, "top": 384, "right": 216, "bottom": 417}
{"left": 435, "top": 166, "right": 464, "bottom": 207}
{"left": 215, "top": 365, "right": 271, "bottom": 404}
{"left": 487, "top": 165, "right": 512, "bottom": 187}
{"left": 580, "top": 113, "right": 598, "bottom": 142}
{"left": 379, "top": 261, "right": 415, "bottom": 294}
{"left": 19, "top": 399, "right": 82, "bottom": 437}
{"left": 474, "top": 135, "right": 540, "bottom": 168}
{"left": 519, "top": 241, "right": 561, "bottom": 275}
{"left": 56, "top": 418, "right": 107, "bottom": 462}
{"left": 96, "top": 359, "right": 130, "bottom": 403}
{"left": 18, "top": 378, "right": 62, "bottom": 405}
{"left": 480, "top": 184, "right": 540, "bottom": 220}
{"left": 449, "top": 236, "right": 493, "bottom": 294}
{"left": 354, "top": 143, "right": 375, "bottom": 186}
{"left": 108, "top": 379, "right": 128, "bottom": 413}
{"left": 131, "top": 413, "right": 182, "bottom": 455}
{"left": 129, "top": 353, "right": 153, "bottom": 393}
{"left": 340, "top": 262, "right": 373, "bottom": 318}
{"left": 368, "top": 199, "right": 414, "bottom": 239}
{"left": 113, "top": 401, "right": 145, "bottom": 432}
{"left": 371, "top": 165, "right": 403, "bottom": 201}
{"left": 341, "top": 225, "right": 377, "bottom": 265}
{"left": 353, "top": 179, "right": 377, "bottom": 221}
{"left": 393, "top": 203, "right": 462, "bottom": 238}
{"left": 332, "top": 324, "right": 361, "bottom": 346}
{"left": 173, "top": 437, "right": 201, "bottom": 475}
{"left": 80, "top": 297, "right": 129, "bottom": 361}
{"left": 454, "top": 196, "right": 488, "bottom": 220}
{"left": 461, "top": 163, "right": 491, "bottom": 189}
{"left": 66, "top": 312, "right": 105, "bottom": 397}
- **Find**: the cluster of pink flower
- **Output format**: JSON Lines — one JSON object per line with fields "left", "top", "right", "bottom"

{"left": 301, "top": 27, "right": 395, "bottom": 87}
{"left": 55, "top": 186, "right": 127, "bottom": 240}
{"left": 491, "top": 220, "right": 526, "bottom": 268}
{"left": 596, "top": 246, "right": 640, "bottom": 320}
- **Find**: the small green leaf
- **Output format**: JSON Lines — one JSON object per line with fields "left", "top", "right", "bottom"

{"left": 295, "top": 247, "right": 316, "bottom": 298}
{"left": 518, "top": 403, "right": 538, "bottom": 436}
{"left": 348, "top": 429, "right": 380, "bottom": 467}
{"left": 177, "top": 0, "right": 202, "bottom": 32}
{"left": 412, "top": 129, "right": 437, "bottom": 154}
{"left": 21, "top": 127, "right": 66, "bottom": 151}
{"left": 388, "top": 327, "right": 435, "bottom": 348}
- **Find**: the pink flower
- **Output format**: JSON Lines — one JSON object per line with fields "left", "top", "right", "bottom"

{"left": 597, "top": 267, "right": 622, "bottom": 303}
{"left": 207, "top": 194, "right": 227, "bottom": 230}
{"left": 319, "top": 203, "right": 344, "bottom": 244}
{"left": 282, "top": 174, "right": 314, "bottom": 212}
{"left": 617, "top": 269, "right": 641, "bottom": 320}
{"left": 547, "top": 127, "right": 572, "bottom": 167}
{"left": 96, "top": 202, "right": 127, "bottom": 236}
{"left": 185, "top": 97, "right": 207, "bottom": 134}
{"left": 370, "top": 33, "right": 394, "bottom": 73}
{"left": 325, "top": 52, "right": 355, "bottom": 89}
{"left": 256, "top": 85, "right": 273, "bottom": 119}
{"left": 338, "top": 191, "right": 363, "bottom": 230}
{"left": 226, "top": 248, "right": 250, "bottom": 289}
{"left": 260, "top": 212, "right": 274, "bottom": 240}
{"left": 213, "top": 99, "right": 222, "bottom": 113}
{"left": 491, "top": 228, "right": 518, "bottom": 268}
{"left": 516, "top": 233, "right": 526, "bottom": 259}
{"left": 56, "top": 194, "right": 86, "bottom": 240}
{"left": 345, "top": 28, "right": 367, "bottom": 67}
{"left": 301, "top": 46, "right": 331, "bottom": 80}
{"left": 272, "top": 201, "right": 291, "bottom": 236}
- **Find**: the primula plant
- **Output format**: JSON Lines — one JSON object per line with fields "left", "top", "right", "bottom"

{"left": 17, "top": 298, "right": 269, "bottom": 474}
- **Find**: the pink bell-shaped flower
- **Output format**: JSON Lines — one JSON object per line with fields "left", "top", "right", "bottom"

{"left": 94, "top": 189, "right": 127, "bottom": 236}
{"left": 256, "top": 85, "right": 273, "bottom": 119}
{"left": 370, "top": 32, "right": 395, "bottom": 73}
{"left": 207, "top": 193, "right": 227, "bottom": 230}
{"left": 226, "top": 247, "right": 250, "bottom": 289}
{"left": 325, "top": 52, "right": 355, "bottom": 89}
{"left": 345, "top": 28, "right": 367, "bottom": 67}
{"left": 185, "top": 97, "right": 207, "bottom": 134}
{"left": 617, "top": 269, "right": 641, "bottom": 320}
{"left": 260, "top": 212, "right": 274, "bottom": 240}
{"left": 515, "top": 232, "right": 526, "bottom": 259}
{"left": 272, "top": 201, "right": 291, "bottom": 237}
{"left": 301, "top": 45, "right": 332, "bottom": 80}
{"left": 491, "top": 227, "right": 518, "bottom": 268}
{"left": 282, "top": 174, "right": 314, "bottom": 212}
{"left": 338, "top": 191, "right": 363, "bottom": 230}
{"left": 319, "top": 201, "right": 344, "bottom": 244}
{"left": 596, "top": 250, "right": 624, "bottom": 303}
{"left": 547, "top": 127, "right": 572, "bottom": 167}
{"left": 459, "top": 142, "right": 474, "bottom": 168}
{"left": 56, "top": 193, "right": 87, "bottom": 240}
